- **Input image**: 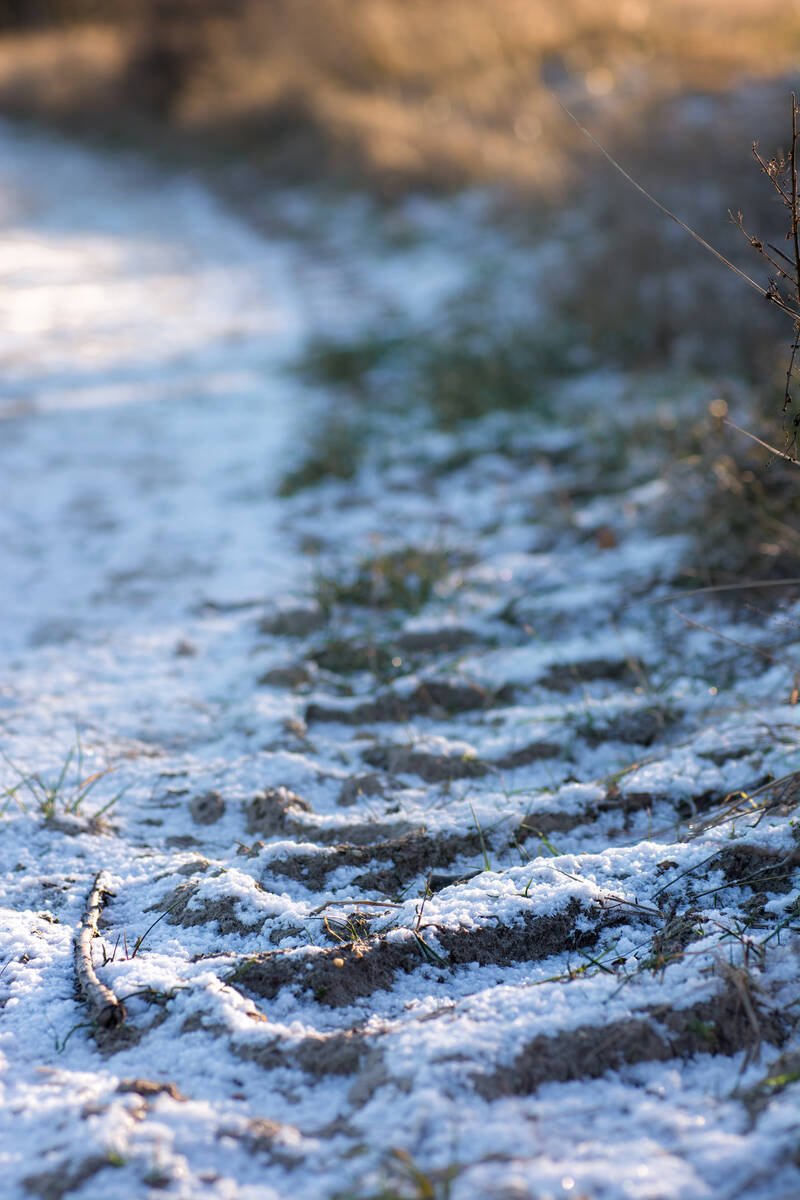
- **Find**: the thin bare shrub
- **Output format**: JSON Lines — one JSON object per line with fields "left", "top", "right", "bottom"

{"left": 733, "top": 93, "right": 800, "bottom": 457}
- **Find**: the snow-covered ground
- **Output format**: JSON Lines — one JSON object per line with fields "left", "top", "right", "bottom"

{"left": 1, "top": 120, "right": 799, "bottom": 1200}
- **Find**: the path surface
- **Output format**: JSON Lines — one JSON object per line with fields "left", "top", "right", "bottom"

{"left": 1, "top": 121, "right": 799, "bottom": 1200}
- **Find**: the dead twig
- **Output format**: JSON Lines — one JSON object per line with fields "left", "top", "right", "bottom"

{"left": 623, "top": 578, "right": 800, "bottom": 608}
{"left": 687, "top": 768, "right": 800, "bottom": 838}
{"left": 723, "top": 420, "right": 800, "bottom": 467}
{"left": 718, "top": 960, "right": 764, "bottom": 1066}
{"left": 670, "top": 607, "right": 785, "bottom": 666}
{"left": 74, "top": 871, "right": 127, "bottom": 1033}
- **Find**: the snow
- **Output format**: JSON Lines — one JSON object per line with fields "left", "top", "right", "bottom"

{"left": 0, "top": 118, "right": 799, "bottom": 1200}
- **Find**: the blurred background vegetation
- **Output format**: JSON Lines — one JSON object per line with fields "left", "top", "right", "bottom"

{"left": 3, "top": 1, "right": 800, "bottom": 585}
{"left": 0, "top": 1, "right": 797, "bottom": 192}
{"left": 0, "top": 1, "right": 797, "bottom": 373}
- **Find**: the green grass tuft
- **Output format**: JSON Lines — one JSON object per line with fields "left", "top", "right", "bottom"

{"left": 279, "top": 412, "right": 366, "bottom": 496}
{"left": 315, "top": 546, "right": 472, "bottom": 614}
{"left": 0, "top": 734, "right": 126, "bottom": 820}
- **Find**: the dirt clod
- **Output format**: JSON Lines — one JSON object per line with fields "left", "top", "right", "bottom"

{"left": 190, "top": 790, "right": 225, "bottom": 825}
{"left": 151, "top": 882, "right": 265, "bottom": 936}
{"left": 494, "top": 741, "right": 563, "bottom": 768}
{"left": 362, "top": 743, "right": 488, "bottom": 782}
{"left": 538, "top": 659, "right": 637, "bottom": 692}
{"left": 259, "top": 605, "right": 327, "bottom": 638}
{"left": 23, "top": 1156, "right": 113, "bottom": 1200}
{"left": 307, "top": 680, "right": 513, "bottom": 725}
{"left": 713, "top": 844, "right": 800, "bottom": 893}
{"left": 258, "top": 662, "right": 315, "bottom": 688}
{"left": 117, "top": 1078, "right": 186, "bottom": 1100}
{"left": 265, "top": 829, "right": 482, "bottom": 894}
{"left": 338, "top": 771, "right": 390, "bottom": 806}
{"left": 244, "top": 787, "right": 311, "bottom": 835}
{"left": 475, "top": 985, "right": 789, "bottom": 1099}
{"left": 230, "top": 899, "right": 606, "bottom": 1008}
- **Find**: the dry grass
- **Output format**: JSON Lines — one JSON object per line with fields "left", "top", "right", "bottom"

{"left": 680, "top": 420, "right": 800, "bottom": 588}
{"left": 313, "top": 545, "right": 472, "bottom": 615}
{"left": 0, "top": 25, "right": 126, "bottom": 119}
{"left": 3, "top": 1, "right": 800, "bottom": 195}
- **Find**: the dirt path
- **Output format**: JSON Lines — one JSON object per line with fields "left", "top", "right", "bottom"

{"left": 1, "top": 122, "right": 799, "bottom": 1200}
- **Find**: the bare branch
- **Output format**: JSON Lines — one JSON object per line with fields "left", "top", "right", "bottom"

{"left": 753, "top": 144, "right": 793, "bottom": 205}
{"left": 767, "top": 241, "right": 796, "bottom": 270}
{"left": 783, "top": 325, "right": 800, "bottom": 418}
{"left": 553, "top": 96, "right": 799, "bottom": 318}
{"left": 791, "top": 94, "right": 800, "bottom": 314}
{"left": 74, "top": 871, "right": 127, "bottom": 1034}
{"left": 724, "top": 419, "right": 800, "bottom": 466}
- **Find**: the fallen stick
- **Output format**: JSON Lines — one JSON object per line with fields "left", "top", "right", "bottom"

{"left": 74, "top": 871, "right": 126, "bottom": 1031}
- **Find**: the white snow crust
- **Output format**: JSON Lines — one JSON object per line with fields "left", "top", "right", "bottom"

{"left": 0, "top": 120, "right": 798, "bottom": 1200}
